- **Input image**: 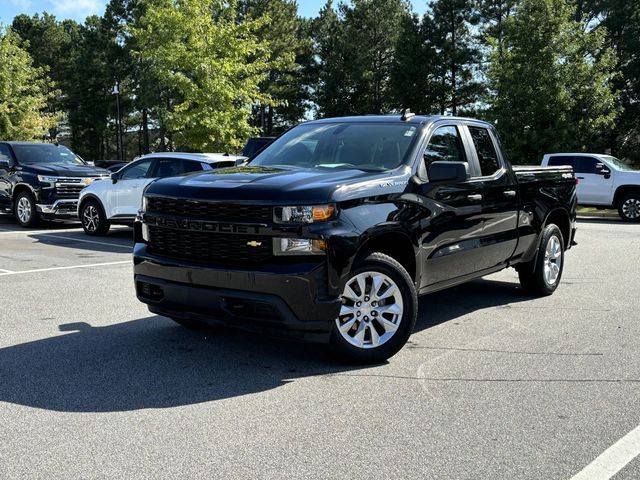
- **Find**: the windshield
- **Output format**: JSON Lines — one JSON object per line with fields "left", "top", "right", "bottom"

{"left": 13, "top": 144, "right": 85, "bottom": 166}
{"left": 250, "top": 122, "right": 419, "bottom": 172}
{"left": 601, "top": 155, "right": 638, "bottom": 171}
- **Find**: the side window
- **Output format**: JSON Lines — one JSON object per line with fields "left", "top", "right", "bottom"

{"left": 424, "top": 126, "right": 467, "bottom": 166}
{"left": 120, "top": 159, "right": 153, "bottom": 180}
{"left": 182, "top": 160, "right": 204, "bottom": 173}
{"left": 154, "top": 158, "right": 184, "bottom": 177}
{"left": 575, "top": 156, "right": 599, "bottom": 174}
{"left": 548, "top": 156, "right": 575, "bottom": 167}
{"left": 468, "top": 126, "right": 501, "bottom": 176}
{"left": 0, "top": 144, "right": 13, "bottom": 163}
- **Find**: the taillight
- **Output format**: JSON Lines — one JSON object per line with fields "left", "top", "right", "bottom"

{"left": 575, "top": 178, "right": 580, "bottom": 185}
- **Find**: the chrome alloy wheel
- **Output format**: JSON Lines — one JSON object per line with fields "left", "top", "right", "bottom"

{"left": 622, "top": 197, "right": 640, "bottom": 220}
{"left": 335, "top": 271, "right": 404, "bottom": 349}
{"left": 82, "top": 205, "right": 99, "bottom": 232}
{"left": 543, "top": 235, "right": 562, "bottom": 286}
{"left": 16, "top": 196, "right": 32, "bottom": 224}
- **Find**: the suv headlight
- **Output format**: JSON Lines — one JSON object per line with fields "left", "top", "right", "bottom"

{"left": 274, "top": 204, "right": 335, "bottom": 224}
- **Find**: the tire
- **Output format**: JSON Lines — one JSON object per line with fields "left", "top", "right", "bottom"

{"left": 80, "top": 199, "right": 110, "bottom": 235}
{"left": 617, "top": 193, "right": 640, "bottom": 222}
{"left": 329, "top": 252, "right": 418, "bottom": 364}
{"left": 518, "top": 224, "right": 565, "bottom": 296}
{"left": 13, "top": 190, "right": 39, "bottom": 227}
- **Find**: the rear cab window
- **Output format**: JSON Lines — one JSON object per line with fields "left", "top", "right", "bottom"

{"left": 468, "top": 126, "right": 501, "bottom": 176}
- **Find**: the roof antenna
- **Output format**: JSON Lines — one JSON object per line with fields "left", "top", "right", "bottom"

{"left": 401, "top": 108, "right": 415, "bottom": 121}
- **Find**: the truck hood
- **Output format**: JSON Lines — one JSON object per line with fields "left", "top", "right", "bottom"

{"left": 145, "top": 165, "right": 412, "bottom": 204}
{"left": 21, "top": 163, "right": 110, "bottom": 177}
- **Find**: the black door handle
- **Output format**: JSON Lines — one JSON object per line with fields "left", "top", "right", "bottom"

{"left": 577, "top": 176, "right": 584, "bottom": 179}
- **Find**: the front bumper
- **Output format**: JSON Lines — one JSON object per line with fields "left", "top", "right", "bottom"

{"left": 133, "top": 243, "right": 341, "bottom": 342}
{"left": 36, "top": 199, "right": 79, "bottom": 218}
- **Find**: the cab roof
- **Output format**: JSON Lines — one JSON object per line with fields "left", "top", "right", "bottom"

{"left": 137, "top": 152, "right": 245, "bottom": 163}
{"left": 305, "top": 114, "right": 494, "bottom": 128}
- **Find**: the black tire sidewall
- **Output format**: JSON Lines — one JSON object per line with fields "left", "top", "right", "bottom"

{"left": 14, "top": 191, "right": 38, "bottom": 227}
{"left": 618, "top": 194, "right": 640, "bottom": 222}
{"left": 329, "top": 252, "right": 418, "bottom": 364}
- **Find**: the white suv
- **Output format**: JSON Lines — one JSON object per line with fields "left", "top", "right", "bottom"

{"left": 542, "top": 153, "right": 640, "bottom": 221}
{"left": 78, "top": 152, "right": 241, "bottom": 235}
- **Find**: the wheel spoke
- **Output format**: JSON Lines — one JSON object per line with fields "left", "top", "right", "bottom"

{"left": 338, "top": 317, "right": 357, "bottom": 333}
{"left": 371, "top": 275, "right": 384, "bottom": 299}
{"left": 343, "top": 283, "right": 360, "bottom": 302}
{"left": 356, "top": 275, "right": 367, "bottom": 297}
{"left": 378, "top": 303, "right": 402, "bottom": 317}
{"left": 339, "top": 305, "right": 357, "bottom": 318}
{"left": 369, "top": 325, "right": 380, "bottom": 346}
{"left": 377, "top": 284, "right": 397, "bottom": 301}
{"left": 353, "top": 321, "right": 366, "bottom": 346}
{"left": 379, "top": 318, "right": 398, "bottom": 333}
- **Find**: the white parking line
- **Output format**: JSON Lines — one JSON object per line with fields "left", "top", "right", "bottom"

{"left": 570, "top": 423, "right": 640, "bottom": 480}
{"left": 0, "top": 268, "right": 14, "bottom": 273}
{"left": 0, "top": 261, "right": 131, "bottom": 276}
{"left": 0, "top": 227, "right": 84, "bottom": 235}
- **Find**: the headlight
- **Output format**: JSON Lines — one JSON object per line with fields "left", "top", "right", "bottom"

{"left": 273, "top": 238, "right": 327, "bottom": 255}
{"left": 37, "top": 175, "right": 61, "bottom": 187}
{"left": 274, "top": 204, "right": 335, "bottom": 223}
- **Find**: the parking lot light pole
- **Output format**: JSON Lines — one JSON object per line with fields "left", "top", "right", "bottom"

{"left": 112, "top": 82, "right": 123, "bottom": 162}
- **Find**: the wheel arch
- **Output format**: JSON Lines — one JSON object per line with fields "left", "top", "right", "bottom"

{"left": 12, "top": 183, "right": 37, "bottom": 204}
{"left": 613, "top": 185, "right": 640, "bottom": 207}
{"left": 353, "top": 230, "right": 419, "bottom": 284}
{"left": 543, "top": 207, "right": 572, "bottom": 249}
{"left": 78, "top": 193, "right": 107, "bottom": 218}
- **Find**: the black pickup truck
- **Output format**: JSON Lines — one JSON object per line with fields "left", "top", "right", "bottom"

{"left": 0, "top": 142, "right": 110, "bottom": 226}
{"left": 133, "top": 115, "right": 577, "bottom": 363}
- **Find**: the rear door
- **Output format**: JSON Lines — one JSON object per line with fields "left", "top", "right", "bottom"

{"left": 463, "top": 124, "right": 519, "bottom": 269}
{"left": 111, "top": 158, "right": 155, "bottom": 217}
{"left": 418, "top": 124, "right": 486, "bottom": 288}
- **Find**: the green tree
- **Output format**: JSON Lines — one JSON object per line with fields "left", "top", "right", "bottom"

{"left": 390, "top": 13, "right": 442, "bottom": 114}
{"left": 487, "top": 0, "right": 619, "bottom": 163}
{"left": 135, "top": 0, "right": 274, "bottom": 152}
{"left": 0, "top": 28, "right": 58, "bottom": 140}
{"left": 430, "top": 0, "right": 483, "bottom": 115}
{"left": 311, "top": 0, "right": 351, "bottom": 117}
{"left": 340, "top": 0, "right": 413, "bottom": 114}
{"left": 11, "top": 13, "right": 79, "bottom": 138}
{"left": 238, "top": 0, "right": 311, "bottom": 135}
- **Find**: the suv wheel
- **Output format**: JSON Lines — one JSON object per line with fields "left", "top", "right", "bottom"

{"left": 618, "top": 193, "right": 640, "bottom": 222}
{"left": 329, "top": 252, "right": 417, "bottom": 364}
{"left": 518, "top": 224, "right": 564, "bottom": 296}
{"left": 81, "top": 199, "right": 111, "bottom": 235}
{"left": 14, "top": 190, "right": 39, "bottom": 227}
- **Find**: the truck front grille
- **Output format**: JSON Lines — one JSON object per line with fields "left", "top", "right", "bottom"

{"left": 147, "top": 226, "right": 272, "bottom": 265}
{"left": 55, "top": 183, "right": 86, "bottom": 199}
{"left": 146, "top": 197, "right": 272, "bottom": 224}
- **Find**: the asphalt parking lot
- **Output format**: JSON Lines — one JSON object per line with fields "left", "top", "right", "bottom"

{"left": 0, "top": 215, "right": 639, "bottom": 479}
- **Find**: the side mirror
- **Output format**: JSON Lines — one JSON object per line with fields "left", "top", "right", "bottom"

{"left": 427, "top": 161, "right": 469, "bottom": 184}
{"left": 0, "top": 159, "right": 11, "bottom": 169}
{"left": 595, "top": 163, "right": 611, "bottom": 178}
{"left": 111, "top": 172, "right": 119, "bottom": 184}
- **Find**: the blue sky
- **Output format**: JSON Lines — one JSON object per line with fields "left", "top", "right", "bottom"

{"left": 1, "top": 0, "right": 427, "bottom": 26}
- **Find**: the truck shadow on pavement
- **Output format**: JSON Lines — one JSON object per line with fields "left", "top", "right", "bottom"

{"left": 0, "top": 279, "right": 531, "bottom": 413}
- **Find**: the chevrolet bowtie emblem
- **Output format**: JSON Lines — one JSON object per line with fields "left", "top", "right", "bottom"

{"left": 246, "top": 240, "right": 262, "bottom": 247}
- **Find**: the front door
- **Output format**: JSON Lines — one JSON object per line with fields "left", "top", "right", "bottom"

{"left": 418, "top": 124, "right": 486, "bottom": 289}
{"left": 110, "top": 159, "right": 155, "bottom": 217}
{"left": 574, "top": 156, "right": 613, "bottom": 205}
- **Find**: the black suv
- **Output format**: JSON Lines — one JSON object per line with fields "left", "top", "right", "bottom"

{"left": 0, "top": 142, "right": 110, "bottom": 227}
